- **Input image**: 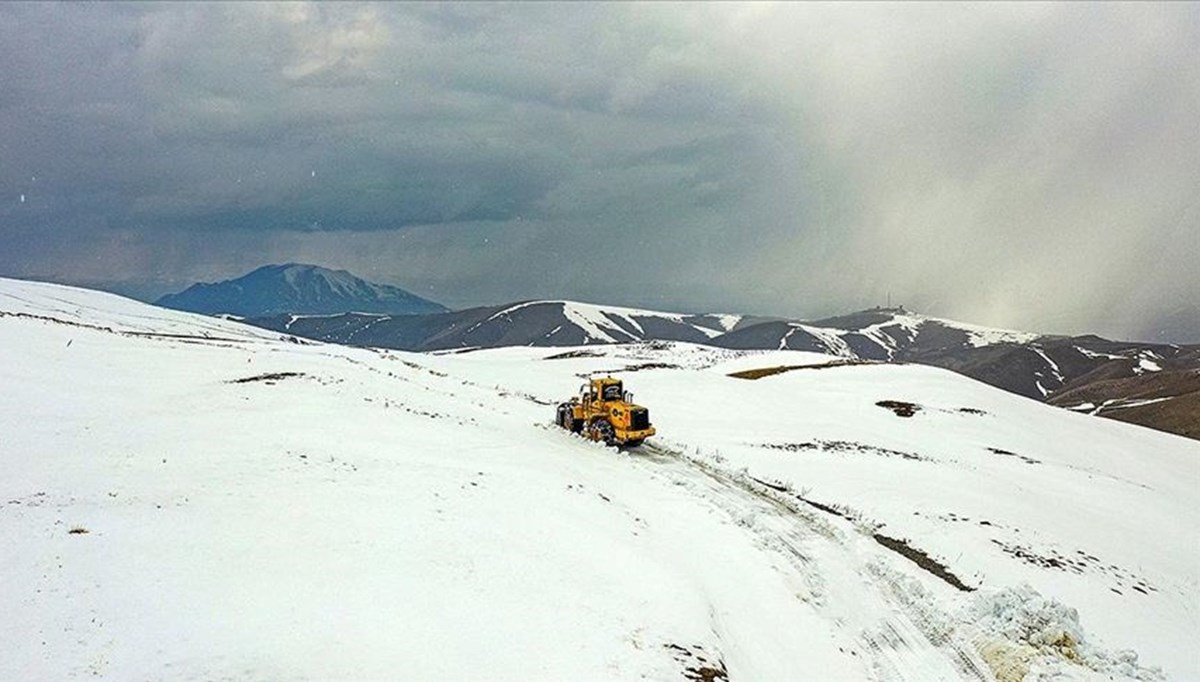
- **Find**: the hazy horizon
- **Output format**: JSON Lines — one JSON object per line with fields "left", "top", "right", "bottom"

{"left": 7, "top": 260, "right": 1191, "bottom": 346}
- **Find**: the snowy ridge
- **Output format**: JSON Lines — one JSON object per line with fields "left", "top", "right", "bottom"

{"left": 710, "top": 313, "right": 742, "bottom": 332}
{"left": 780, "top": 322, "right": 858, "bottom": 357}
{"left": 7, "top": 279, "right": 1194, "bottom": 680}
{"left": 472, "top": 299, "right": 740, "bottom": 345}
{"left": 953, "top": 322, "right": 1040, "bottom": 348}
{"left": 857, "top": 318, "right": 917, "bottom": 359}
{"left": 719, "top": 308, "right": 1051, "bottom": 362}
{"left": 0, "top": 277, "right": 281, "bottom": 341}
{"left": 525, "top": 299, "right": 696, "bottom": 325}
{"left": 558, "top": 301, "right": 630, "bottom": 343}
{"left": 483, "top": 300, "right": 544, "bottom": 324}
{"left": 1077, "top": 347, "right": 1126, "bottom": 361}
{"left": 802, "top": 324, "right": 857, "bottom": 357}
{"left": 864, "top": 310, "right": 1040, "bottom": 348}
{"left": 860, "top": 311, "right": 1039, "bottom": 350}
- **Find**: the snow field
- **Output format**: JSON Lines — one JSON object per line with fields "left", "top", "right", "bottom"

{"left": 429, "top": 344, "right": 1197, "bottom": 680}
{"left": 2, "top": 278, "right": 1197, "bottom": 680}
{"left": 1, "top": 283, "right": 868, "bottom": 679}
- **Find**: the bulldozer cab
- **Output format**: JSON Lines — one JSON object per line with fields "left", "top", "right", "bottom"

{"left": 582, "top": 377, "right": 623, "bottom": 403}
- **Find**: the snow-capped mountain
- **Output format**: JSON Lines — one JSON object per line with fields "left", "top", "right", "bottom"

{"left": 2, "top": 276, "right": 1197, "bottom": 680}
{"left": 720, "top": 308, "right": 1199, "bottom": 403}
{"left": 718, "top": 308, "right": 1042, "bottom": 359}
{"left": 156, "top": 263, "right": 447, "bottom": 317}
{"left": 244, "top": 301, "right": 1200, "bottom": 440}
{"left": 249, "top": 299, "right": 750, "bottom": 351}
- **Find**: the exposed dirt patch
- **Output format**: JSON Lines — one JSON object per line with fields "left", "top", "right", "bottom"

{"left": 229, "top": 371, "right": 307, "bottom": 384}
{"left": 795, "top": 492, "right": 852, "bottom": 520}
{"left": 762, "top": 440, "right": 927, "bottom": 462}
{"left": 68, "top": 526, "right": 89, "bottom": 535}
{"left": 729, "top": 364, "right": 810, "bottom": 380}
{"left": 750, "top": 477, "right": 791, "bottom": 493}
{"left": 1049, "top": 368, "right": 1200, "bottom": 441}
{"left": 747, "top": 476, "right": 867, "bottom": 522}
{"left": 1094, "top": 391, "right": 1199, "bottom": 440}
{"left": 923, "top": 510, "right": 1007, "bottom": 530}
{"left": 544, "top": 349, "right": 604, "bottom": 360}
{"left": 584, "top": 362, "right": 682, "bottom": 376}
{"left": 288, "top": 450, "right": 359, "bottom": 475}
{"left": 986, "top": 447, "right": 1040, "bottom": 465}
{"left": 990, "top": 540, "right": 1156, "bottom": 595}
{"left": 664, "top": 643, "right": 728, "bottom": 682}
{"left": 992, "top": 540, "right": 1080, "bottom": 572}
{"left": 496, "top": 389, "right": 556, "bottom": 405}
{"left": 979, "top": 639, "right": 1037, "bottom": 682}
{"left": 958, "top": 407, "right": 988, "bottom": 415}
{"left": 872, "top": 533, "right": 975, "bottom": 592}
{"left": 728, "top": 360, "right": 873, "bottom": 380}
{"left": 125, "top": 331, "right": 248, "bottom": 343}
{"left": 621, "top": 362, "right": 681, "bottom": 372}
{"left": 876, "top": 400, "right": 921, "bottom": 417}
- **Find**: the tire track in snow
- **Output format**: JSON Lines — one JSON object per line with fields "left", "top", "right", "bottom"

{"left": 412, "top": 363, "right": 993, "bottom": 680}
{"left": 630, "top": 442, "right": 993, "bottom": 682}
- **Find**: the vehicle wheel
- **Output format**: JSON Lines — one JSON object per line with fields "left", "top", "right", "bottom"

{"left": 590, "top": 419, "right": 616, "bottom": 446}
{"left": 625, "top": 439, "right": 644, "bottom": 448}
{"left": 555, "top": 404, "right": 567, "bottom": 428}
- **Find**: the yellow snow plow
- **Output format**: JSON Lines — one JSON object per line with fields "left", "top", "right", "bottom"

{"left": 554, "top": 376, "right": 655, "bottom": 447}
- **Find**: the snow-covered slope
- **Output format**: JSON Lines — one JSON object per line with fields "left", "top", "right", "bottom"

{"left": 3, "top": 277, "right": 1197, "bottom": 680}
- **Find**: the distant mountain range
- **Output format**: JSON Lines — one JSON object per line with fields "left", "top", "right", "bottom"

{"left": 155, "top": 265, "right": 1199, "bottom": 441}
{"left": 249, "top": 300, "right": 752, "bottom": 351}
{"left": 246, "top": 300, "right": 1199, "bottom": 441}
{"left": 156, "top": 264, "right": 447, "bottom": 317}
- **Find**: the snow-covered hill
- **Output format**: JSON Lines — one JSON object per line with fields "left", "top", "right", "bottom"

{"left": 249, "top": 301, "right": 1049, "bottom": 357}
{"left": 156, "top": 263, "right": 448, "bottom": 317}
{"left": 717, "top": 308, "right": 1039, "bottom": 359}
{"left": 247, "top": 301, "right": 1200, "bottom": 438}
{"left": 248, "top": 299, "right": 747, "bottom": 350}
{"left": 3, "top": 277, "right": 1197, "bottom": 680}
{"left": 250, "top": 300, "right": 1050, "bottom": 357}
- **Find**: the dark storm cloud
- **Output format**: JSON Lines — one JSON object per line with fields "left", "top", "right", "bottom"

{"left": 1, "top": 3, "right": 1197, "bottom": 341}
{"left": 3, "top": 6, "right": 544, "bottom": 230}
{"left": 1, "top": 4, "right": 770, "bottom": 236}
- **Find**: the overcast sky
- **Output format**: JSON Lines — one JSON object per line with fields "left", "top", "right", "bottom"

{"left": 1, "top": 2, "right": 1197, "bottom": 341}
